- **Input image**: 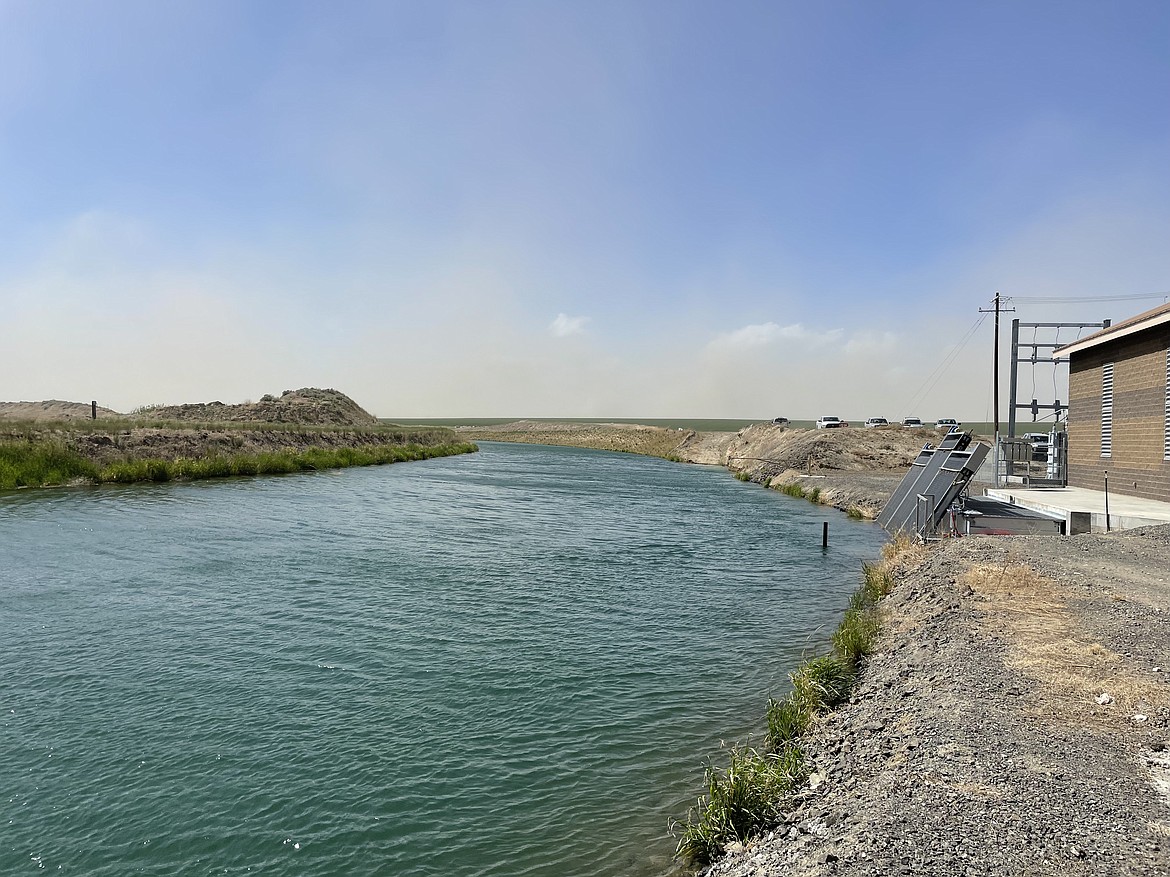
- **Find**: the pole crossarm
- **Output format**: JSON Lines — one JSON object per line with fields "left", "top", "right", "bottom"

{"left": 1006, "top": 316, "right": 1110, "bottom": 438}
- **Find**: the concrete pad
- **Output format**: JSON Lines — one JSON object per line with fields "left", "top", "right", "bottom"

{"left": 984, "top": 485, "right": 1170, "bottom": 534}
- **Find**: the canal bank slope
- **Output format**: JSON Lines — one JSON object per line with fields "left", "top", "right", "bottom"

{"left": 0, "top": 389, "right": 472, "bottom": 487}
{"left": 705, "top": 526, "right": 1170, "bottom": 877}
{"left": 457, "top": 421, "right": 935, "bottom": 516}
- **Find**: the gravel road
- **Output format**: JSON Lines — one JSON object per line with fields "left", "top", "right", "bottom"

{"left": 704, "top": 526, "right": 1170, "bottom": 877}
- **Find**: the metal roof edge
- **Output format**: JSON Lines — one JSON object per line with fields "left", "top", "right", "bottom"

{"left": 1054, "top": 307, "right": 1170, "bottom": 358}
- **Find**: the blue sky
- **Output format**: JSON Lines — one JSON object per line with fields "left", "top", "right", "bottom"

{"left": 2, "top": 1, "right": 1168, "bottom": 419}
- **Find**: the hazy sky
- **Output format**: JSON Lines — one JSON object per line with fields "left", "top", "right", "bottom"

{"left": 2, "top": 1, "right": 1168, "bottom": 420}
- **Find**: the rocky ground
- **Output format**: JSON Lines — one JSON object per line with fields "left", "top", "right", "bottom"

{"left": 704, "top": 527, "right": 1170, "bottom": 877}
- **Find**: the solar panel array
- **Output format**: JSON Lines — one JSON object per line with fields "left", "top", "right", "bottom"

{"left": 876, "top": 431, "right": 990, "bottom": 537}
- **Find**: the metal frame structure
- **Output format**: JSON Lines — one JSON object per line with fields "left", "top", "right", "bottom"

{"left": 1007, "top": 319, "right": 1109, "bottom": 438}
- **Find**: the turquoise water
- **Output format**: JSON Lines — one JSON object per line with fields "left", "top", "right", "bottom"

{"left": 1, "top": 441, "right": 885, "bottom": 876}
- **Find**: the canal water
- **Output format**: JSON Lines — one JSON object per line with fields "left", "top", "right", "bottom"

{"left": 1, "top": 441, "right": 885, "bottom": 876}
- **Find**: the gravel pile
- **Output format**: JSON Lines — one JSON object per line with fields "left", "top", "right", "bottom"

{"left": 705, "top": 529, "right": 1170, "bottom": 877}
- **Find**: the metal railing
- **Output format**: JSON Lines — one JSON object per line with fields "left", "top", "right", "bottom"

{"left": 997, "top": 434, "right": 1067, "bottom": 487}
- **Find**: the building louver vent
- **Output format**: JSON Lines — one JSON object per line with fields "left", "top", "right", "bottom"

{"left": 1164, "top": 349, "right": 1169, "bottom": 461}
{"left": 1101, "top": 362, "right": 1114, "bottom": 458}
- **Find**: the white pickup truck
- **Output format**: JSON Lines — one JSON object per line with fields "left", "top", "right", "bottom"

{"left": 816, "top": 416, "right": 846, "bottom": 429}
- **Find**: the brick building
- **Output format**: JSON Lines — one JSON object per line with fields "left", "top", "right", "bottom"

{"left": 1054, "top": 302, "right": 1170, "bottom": 502}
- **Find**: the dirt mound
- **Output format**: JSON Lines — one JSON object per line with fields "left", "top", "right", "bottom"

{"left": 0, "top": 400, "right": 123, "bottom": 421}
{"left": 146, "top": 388, "right": 379, "bottom": 427}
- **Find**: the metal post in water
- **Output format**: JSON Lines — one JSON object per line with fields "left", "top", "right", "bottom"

{"left": 822, "top": 521, "right": 828, "bottom": 549}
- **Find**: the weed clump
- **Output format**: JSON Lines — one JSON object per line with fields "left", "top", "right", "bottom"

{"left": 674, "top": 746, "right": 805, "bottom": 865}
{"left": 764, "top": 695, "right": 809, "bottom": 750}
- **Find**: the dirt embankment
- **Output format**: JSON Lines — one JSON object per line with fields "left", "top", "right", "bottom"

{"left": 460, "top": 421, "right": 943, "bottom": 517}
{"left": 684, "top": 423, "right": 940, "bottom": 517}
{"left": 0, "top": 400, "right": 121, "bottom": 421}
{"left": 14, "top": 426, "right": 453, "bottom": 466}
{"left": 1, "top": 389, "right": 458, "bottom": 465}
{"left": 706, "top": 527, "right": 1170, "bottom": 877}
{"left": 456, "top": 421, "right": 692, "bottom": 458}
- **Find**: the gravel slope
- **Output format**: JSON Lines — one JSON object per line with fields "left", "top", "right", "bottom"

{"left": 704, "top": 527, "right": 1170, "bottom": 877}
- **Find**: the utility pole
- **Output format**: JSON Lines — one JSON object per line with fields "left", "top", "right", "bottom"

{"left": 980, "top": 292, "right": 1015, "bottom": 487}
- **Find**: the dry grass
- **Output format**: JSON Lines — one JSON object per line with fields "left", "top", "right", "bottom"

{"left": 960, "top": 562, "right": 1168, "bottom": 719}
{"left": 881, "top": 532, "right": 928, "bottom": 568}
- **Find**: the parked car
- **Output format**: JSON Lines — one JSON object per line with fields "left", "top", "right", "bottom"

{"left": 864, "top": 417, "right": 888, "bottom": 428}
{"left": 901, "top": 417, "right": 924, "bottom": 428}
{"left": 934, "top": 418, "right": 960, "bottom": 430}
{"left": 816, "top": 416, "right": 845, "bottom": 429}
{"left": 771, "top": 417, "right": 790, "bottom": 426}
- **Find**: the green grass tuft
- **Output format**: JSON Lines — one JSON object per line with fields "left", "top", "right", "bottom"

{"left": 831, "top": 608, "right": 881, "bottom": 665}
{"left": 673, "top": 746, "right": 806, "bottom": 865}
{"left": 764, "top": 695, "right": 809, "bottom": 750}
{"left": 790, "top": 655, "right": 855, "bottom": 713}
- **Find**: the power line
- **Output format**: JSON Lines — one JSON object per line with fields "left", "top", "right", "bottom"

{"left": 901, "top": 312, "right": 989, "bottom": 416}
{"left": 1011, "top": 291, "right": 1169, "bottom": 304}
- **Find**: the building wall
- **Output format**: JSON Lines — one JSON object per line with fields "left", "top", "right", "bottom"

{"left": 1067, "top": 328, "right": 1170, "bottom": 502}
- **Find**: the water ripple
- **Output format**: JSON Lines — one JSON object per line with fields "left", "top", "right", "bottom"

{"left": 0, "top": 442, "right": 884, "bottom": 876}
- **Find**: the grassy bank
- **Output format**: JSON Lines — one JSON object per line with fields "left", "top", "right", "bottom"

{"left": 672, "top": 537, "right": 917, "bottom": 866}
{"left": 0, "top": 418, "right": 455, "bottom": 444}
{"left": 0, "top": 440, "right": 478, "bottom": 490}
